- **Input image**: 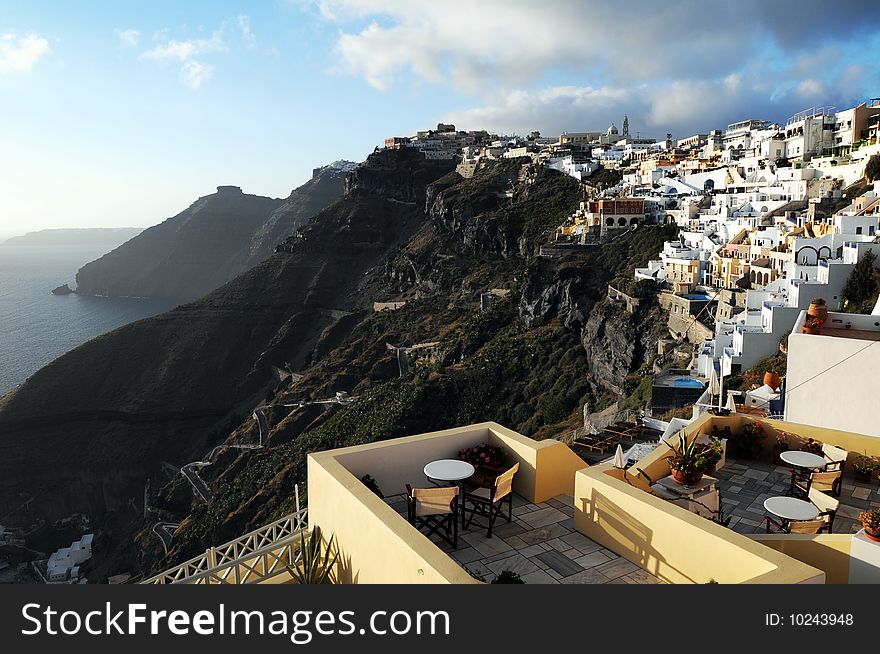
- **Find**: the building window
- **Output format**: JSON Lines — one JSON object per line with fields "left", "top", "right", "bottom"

{"left": 856, "top": 226, "right": 863, "bottom": 235}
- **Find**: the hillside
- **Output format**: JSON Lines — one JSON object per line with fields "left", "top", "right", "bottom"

{"left": 0, "top": 149, "right": 674, "bottom": 580}
{"left": 73, "top": 163, "right": 350, "bottom": 300}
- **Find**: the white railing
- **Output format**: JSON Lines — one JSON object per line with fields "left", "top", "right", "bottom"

{"left": 143, "top": 495, "right": 308, "bottom": 585}
{"left": 170, "top": 535, "right": 305, "bottom": 585}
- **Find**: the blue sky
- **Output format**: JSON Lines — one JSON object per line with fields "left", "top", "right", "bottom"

{"left": 1, "top": 0, "right": 879, "bottom": 236}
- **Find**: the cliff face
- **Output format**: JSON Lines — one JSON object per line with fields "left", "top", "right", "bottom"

{"left": 580, "top": 298, "right": 667, "bottom": 396}
{"left": 0, "top": 149, "right": 455, "bottom": 528}
{"left": 74, "top": 165, "right": 350, "bottom": 300}
{"left": 427, "top": 159, "right": 582, "bottom": 257}
{"left": 75, "top": 187, "right": 282, "bottom": 299}
{"left": 245, "top": 162, "right": 353, "bottom": 267}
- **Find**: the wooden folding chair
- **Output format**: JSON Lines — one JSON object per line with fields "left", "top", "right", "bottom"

{"left": 808, "top": 486, "right": 839, "bottom": 534}
{"left": 462, "top": 463, "right": 519, "bottom": 538}
{"left": 405, "top": 484, "right": 459, "bottom": 548}
{"left": 765, "top": 516, "right": 827, "bottom": 534}
{"left": 790, "top": 469, "right": 842, "bottom": 499}
{"left": 821, "top": 443, "right": 848, "bottom": 472}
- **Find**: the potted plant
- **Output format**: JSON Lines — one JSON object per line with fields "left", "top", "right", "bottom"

{"left": 285, "top": 526, "right": 339, "bottom": 584}
{"left": 729, "top": 421, "right": 765, "bottom": 459}
{"left": 459, "top": 443, "right": 505, "bottom": 476}
{"left": 808, "top": 297, "right": 828, "bottom": 323}
{"left": 853, "top": 453, "right": 879, "bottom": 483}
{"left": 800, "top": 437, "right": 823, "bottom": 455}
{"left": 801, "top": 313, "right": 822, "bottom": 335}
{"left": 772, "top": 431, "right": 790, "bottom": 465}
{"left": 859, "top": 508, "right": 880, "bottom": 543}
{"left": 666, "top": 433, "right": 723, "bottom": 486}
{"left": 491, "top": 570, "right": 525, "bottom": 584}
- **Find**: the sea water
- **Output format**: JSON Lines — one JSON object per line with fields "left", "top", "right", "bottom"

{"left": 0, "top": 244, "right": 180, "bottom": 396}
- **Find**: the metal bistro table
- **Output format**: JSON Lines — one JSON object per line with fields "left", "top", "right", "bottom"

{"left": 423, "top": 459, "right": 475, "bottom": 515}
{"left": 779, "top": 450, "right": 827, "bottom": 471}
{"left": 763, "top": 496, "right": 820, "bottom": 528}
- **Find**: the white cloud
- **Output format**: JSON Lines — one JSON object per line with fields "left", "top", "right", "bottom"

{"left": 796, "top": 78, "right": 825, "bottom": 98}
{"left": 114, "top": 28, "right": 140, "bottom": 48}
{"left": 0, "top": 33, "right": 50, "bottom": 74}
{"left": 141, "top": 32, "right": 226, "bottom": 62}
{"left": 180, "top": 60, "right": 214, "bottom": 89}
{"left": 316, "top": 0, "right": 876, "bottom": 93}
{"left": 141, "top": 30, "right": 226, "bottom": 90}
{"left": 315, "top": 0, "right": 880, "bottom": 138}
{"left": 237, "top": 15, "right": 255, "bottom": 45}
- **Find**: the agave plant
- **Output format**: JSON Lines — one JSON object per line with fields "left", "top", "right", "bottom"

{"left": 287, "top": 525, "right": 339, "bottom": 584}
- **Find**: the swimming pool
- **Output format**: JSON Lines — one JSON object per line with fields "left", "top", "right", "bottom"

{"left": 671, "top": 377, "right": 706, "bottom": 389}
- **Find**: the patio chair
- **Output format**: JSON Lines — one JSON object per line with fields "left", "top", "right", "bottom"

{"left": 764, "top": 514, "right": 828, "bottom": 535}
{"left": 461, "top": 462, "right": 519, "bottom": 538}
{"left": 790, "top": 468, "right": 842, "bottom": 499}
{"left": 821, "top": 443, "right": 848, "bottom": 472}
{"left": 405, "top": 484, "right": 459, "bottom": 548}
{"left": 808, "top": 486, "right": 839, "bottom": 534}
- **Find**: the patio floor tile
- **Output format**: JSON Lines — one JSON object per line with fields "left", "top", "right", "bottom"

{"left": 536, "top": 549, "right": 584, "bottom": 576}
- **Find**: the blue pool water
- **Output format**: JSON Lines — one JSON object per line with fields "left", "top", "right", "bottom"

{"left": 672, "top": 377, "right": 705, "bottom": 389}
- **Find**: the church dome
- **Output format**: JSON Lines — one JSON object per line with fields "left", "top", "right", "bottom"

{"left": 607, "top": 123, "right": 618, "bottom": 135}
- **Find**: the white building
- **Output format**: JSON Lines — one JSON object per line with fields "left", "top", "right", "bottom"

{"left": 785, "top": 310, "right": 880, "bottom": 437}
{"left": 47, "top": 534, "right": 93, "bottom": 583}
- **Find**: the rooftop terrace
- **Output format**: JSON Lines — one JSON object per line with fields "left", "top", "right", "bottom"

{"left": 714, "top": 457, "right": 880, "bottom": 536}
{"left": 385, "top": 491, "right": 662, "bottom": 584}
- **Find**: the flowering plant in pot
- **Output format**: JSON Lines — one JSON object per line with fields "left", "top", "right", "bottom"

{"left": 729, "top": 421, "right": 765, "bottom": 459}
{"left": 853, "top": 453, "right": 879, "bottom": 483}
{"left": 459, "top": 443, "right": 505, "bottom": 470}
{"left": 859, "top": 508, "right": 880, "bottom": 542}
{"left": 808, "top": 297, "right": 828, "bottom": 327}
{"left": 772, "top": 431, "right": 790, "bottom": 465}
{"left": 666, "top": 433, "right": 723, "bottom": 486}
{"left": 800, "top": 437, "right": 823, "bottom": 455}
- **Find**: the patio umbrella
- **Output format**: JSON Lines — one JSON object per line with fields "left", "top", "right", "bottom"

{"left": 613, "top": 443, "right": 626, "bottom": 469}
{"left": 726, "top": 391, "right": 738, "bottom": 413}
{"left": 708, "top": 365, "right": 721, "bottom": 399}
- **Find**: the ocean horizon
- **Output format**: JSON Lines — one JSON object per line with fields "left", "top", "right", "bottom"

{"left": 0, "top": 243, "right": 180, "bottom": 397}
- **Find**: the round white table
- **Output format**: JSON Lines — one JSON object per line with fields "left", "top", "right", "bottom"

{"left": 424, "top": 459, "right": 475, "bottom": 483}
{"left": 780, "top": 450, "right": 826, "bottom": 470}
{"left": 763, "top": 496, "right": 820, "bottom": 522}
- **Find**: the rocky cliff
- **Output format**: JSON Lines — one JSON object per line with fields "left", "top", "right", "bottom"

{"left": 74, "top": 164, "right": 349, "bottom": 300}
{"left": 245, "top": 161, "right": 353, "bottom": 268}
{"left": 0, "top": 149, "right": 454, "bottom": 567}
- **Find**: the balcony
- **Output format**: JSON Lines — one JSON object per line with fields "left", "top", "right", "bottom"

{"left": 308, "top": 422, "right": 620, "bottom": 584}
{"left": 306, "top": 420, "right": 848, "bottom": 584}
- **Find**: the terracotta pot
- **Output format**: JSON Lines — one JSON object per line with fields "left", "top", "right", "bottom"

{"left": 671, "top": 468, "right": 703, "bottom": 486}
{"left": 763, "top": 371, "right": 781, "bottom": 391}
{"left": 864, "top": 527, "right": 880, "bottom": 543}
{"left": 807, "top": 302, "right": 828, "bottom": 328}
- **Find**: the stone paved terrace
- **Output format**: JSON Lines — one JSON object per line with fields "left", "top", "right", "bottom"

{"left": 386, "top": 492, "right": 663, "bottom": 584}
{"left": 715, "top": 457, "right": 880, "bottom": 535}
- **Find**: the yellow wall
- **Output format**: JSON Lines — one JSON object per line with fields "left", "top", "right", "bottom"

{"left": 573, "top": 464, "right": 825, "bottom": 584}
{"left": 308, "top": 450, "right": 478, "bottom": 584}
{"left": 488, "top": 424, "right": 587, "bottom": 502}
{"left": 751, "top": 535, "right": 853, "bottom": 585}
{"left": 306, "top": 422, "right": 585, "bottom": 584}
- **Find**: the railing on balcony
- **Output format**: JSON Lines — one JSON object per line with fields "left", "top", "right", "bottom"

{"left": 143, "top": 488, "right": 308, "bottom": 585}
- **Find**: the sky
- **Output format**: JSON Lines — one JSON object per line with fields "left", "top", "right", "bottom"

{"left": 1, "top": 0, "right": 880, "bottom": 237}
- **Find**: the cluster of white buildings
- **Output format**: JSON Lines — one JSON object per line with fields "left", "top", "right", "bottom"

{"left": 613, "top": 100, "right": 880, "bottom": 438}
{"left": 45, "top": 533, "right": 93, "bottom": 583}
